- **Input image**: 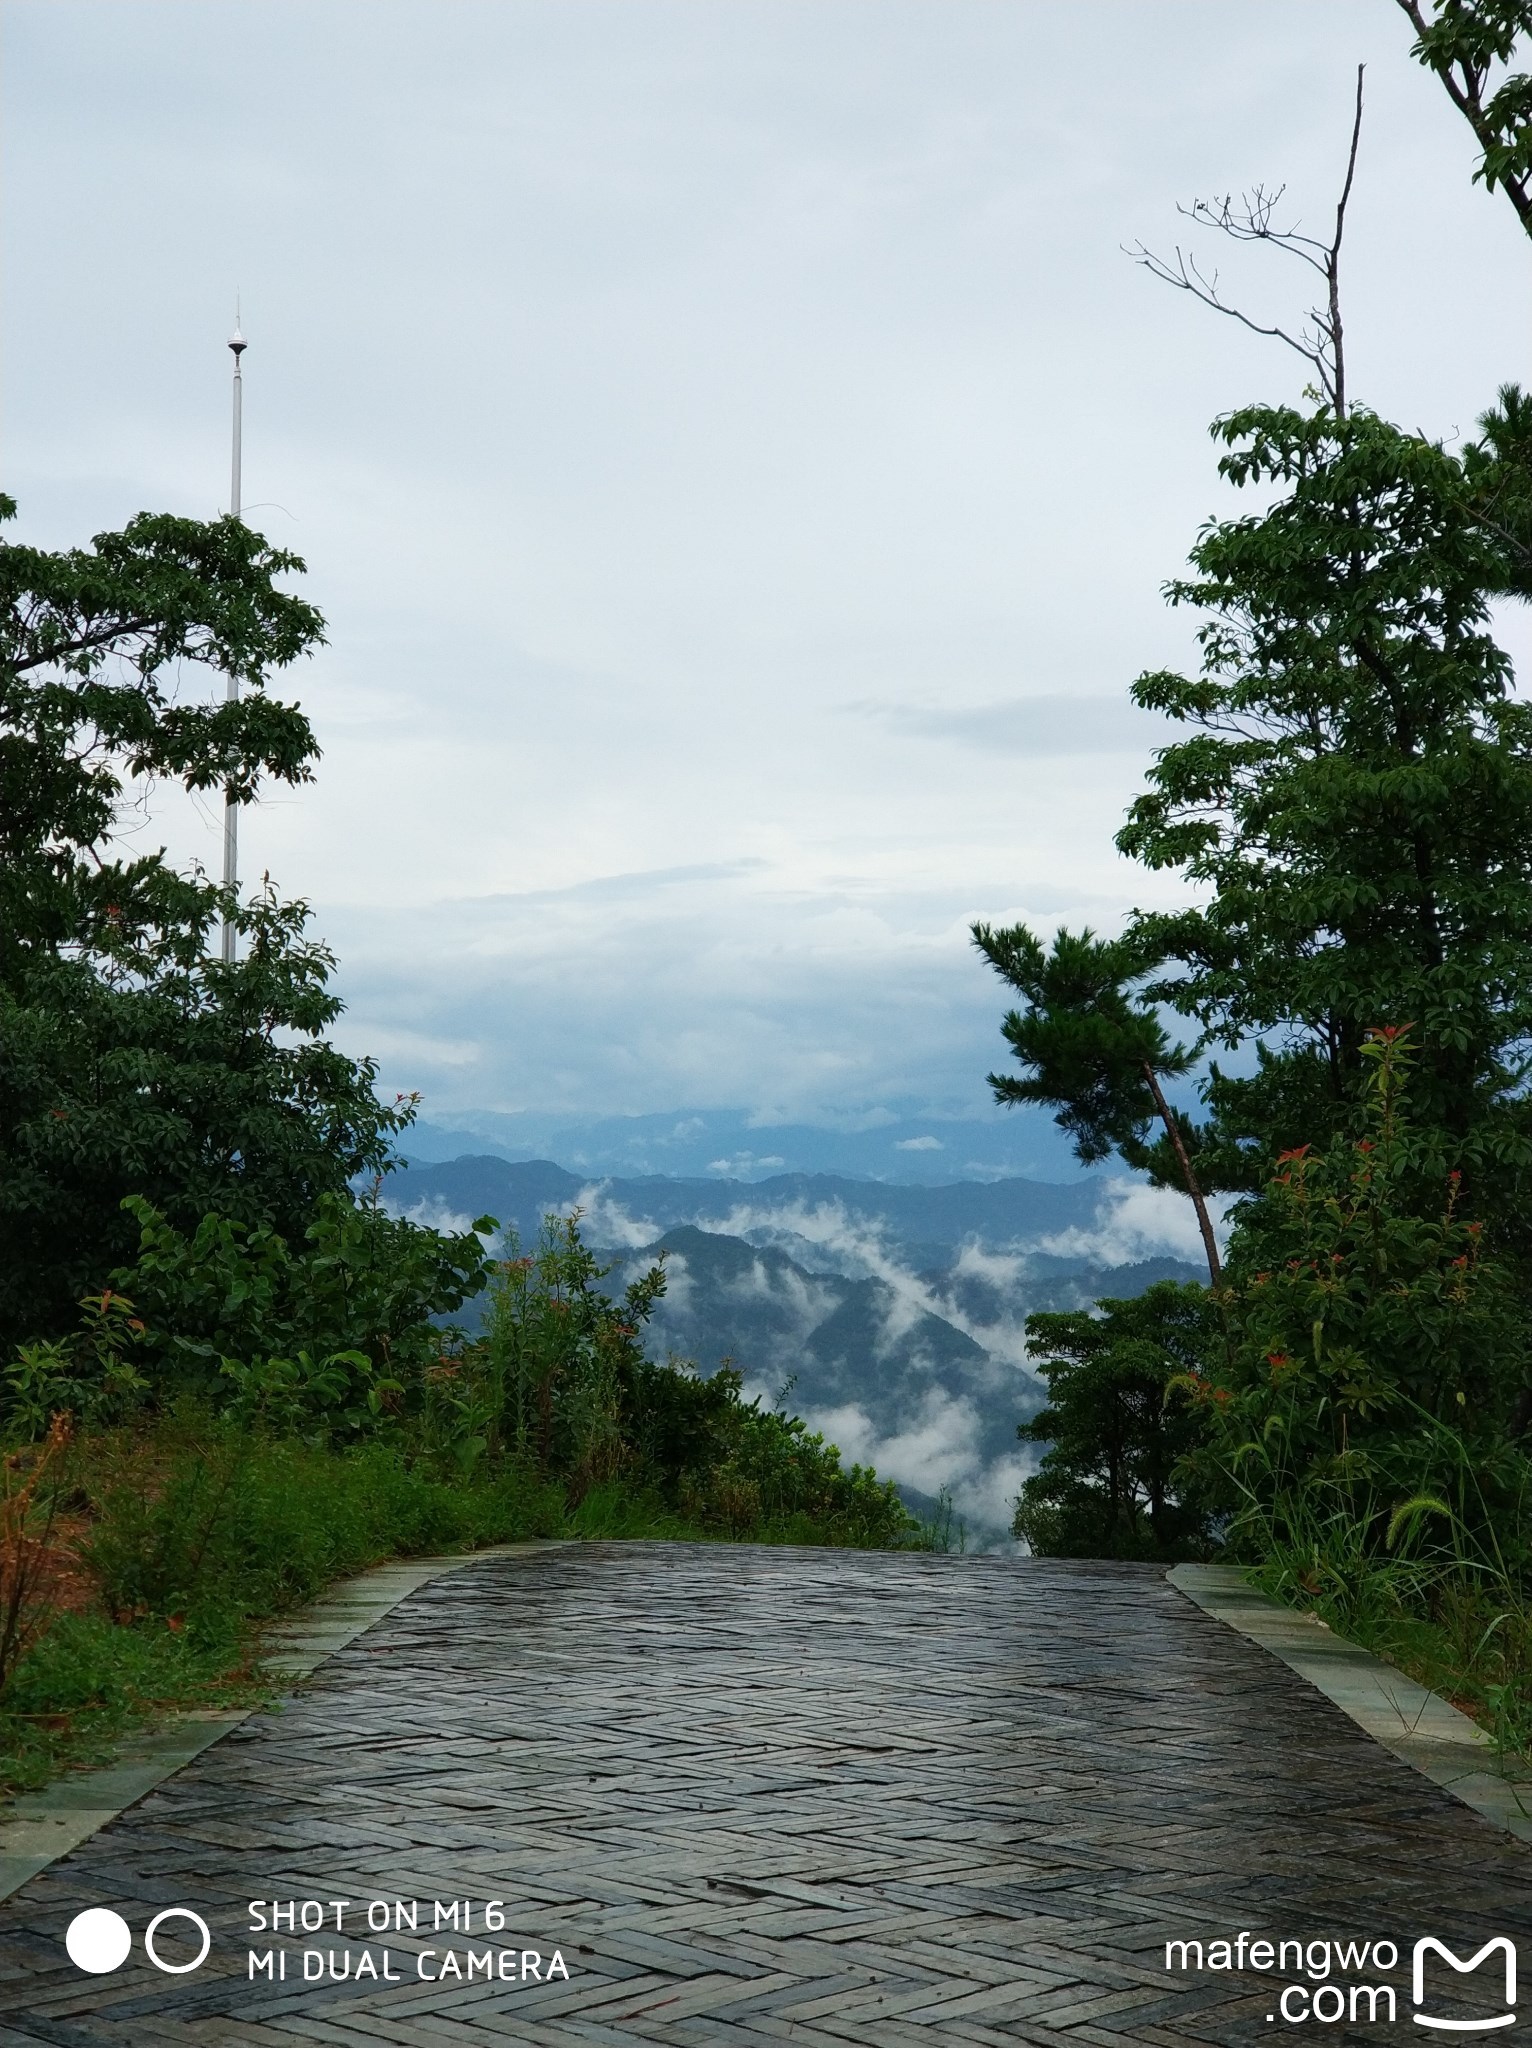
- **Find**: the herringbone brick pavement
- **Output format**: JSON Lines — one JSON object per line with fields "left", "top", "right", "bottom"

{"left": 0, "top": 1545, "right": 1527, "bottom": 2045}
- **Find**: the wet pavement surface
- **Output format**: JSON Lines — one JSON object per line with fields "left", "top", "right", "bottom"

{"left": 0, "top": 1543, "right": 1527, "bottom": 2045}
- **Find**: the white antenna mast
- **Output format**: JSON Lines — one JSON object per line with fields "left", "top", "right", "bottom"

{"left": 221, "top": 308, "right": 246, "bottom": 965}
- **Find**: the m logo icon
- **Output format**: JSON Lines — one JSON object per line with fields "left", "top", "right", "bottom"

{"left": 1413, "top": 1938, "right": 1517, "bottom": 2032}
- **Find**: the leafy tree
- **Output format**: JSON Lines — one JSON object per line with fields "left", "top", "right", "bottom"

{"left": 1115, "top": 404, "right": 1532, "bottom": 1235}
{"left": 0, "top": 497, "right": 320, "bottom": 965}
{"left": 993, "top": 18, "right": 1532, "bottom": 1615}
{"left": 1395, "top": 1, "right": 1532, "bottom": 238}
{"left": 970, "top": 922, "right": 1223, "bottom": 1282}
{"left": 1013, "top": 1281, "right": 1218, "bottom": 1559}
{"left": 2, "top": 886, "right": 420, "bottom": 1354}
{"left": 1389, "top": 9, "right": 1532, "bottom": 591}
{"left": 0, "top": 500, "right": 412, "bottom": 1352}
{"left": 1466, "top": 383, "right": 1532, "bottom": 598}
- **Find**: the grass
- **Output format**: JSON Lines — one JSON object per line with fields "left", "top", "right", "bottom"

{"left": 1265, "top": 1567, "right": 1532, "bottom": 1761}
{"left": 0, "top": 1616, "right": 271, "bottom": 1795}
{"left": 0, "top": 1425, "right": 558, "bottom": 1796}
{"left": 1240, "top": 1507, "right": 1532, "bottom": 1765}
{"left": 1207, "top": 1396, "right": 1532, "bottom": 1763}
{"left": 0, "top": 1409, "right": 927, "bottom": 1798}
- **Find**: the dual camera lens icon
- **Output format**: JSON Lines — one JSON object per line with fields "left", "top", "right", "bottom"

{"left": 65, "top": 1906, "right": 211, "bottom": 1975}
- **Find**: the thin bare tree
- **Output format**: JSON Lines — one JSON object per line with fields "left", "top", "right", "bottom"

{"left": 1128, "top": 65, "right": 1365, "bottom": 417}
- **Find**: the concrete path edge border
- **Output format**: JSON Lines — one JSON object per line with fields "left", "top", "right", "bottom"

{"left": 1170, "top": 1561, "right": 1532, "bottom": 1845}
{"left": 0, "top": 1540, "right": 567, "bottom": 1904}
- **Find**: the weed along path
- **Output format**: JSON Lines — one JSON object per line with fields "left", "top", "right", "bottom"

{"left": 1, "top": 1545, "right": 1530, "bottom": 2045}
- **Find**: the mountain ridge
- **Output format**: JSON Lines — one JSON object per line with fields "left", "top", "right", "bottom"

{"left": 386, "top": 1154, "right": 1108, "bottom": 1249}
{"left": 385, "top": 1152, "right": 1204, "bottom": 1542}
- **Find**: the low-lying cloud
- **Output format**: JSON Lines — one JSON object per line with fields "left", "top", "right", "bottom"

{"left": 770, "top": 1388, "right": 1032, "bottom": 1540}
{"left": 1034, "top": 1177, "right": 1229, "bottom": 1270}
{"left": 386, "top": 1167, "right": 1206, "bottom": 1543}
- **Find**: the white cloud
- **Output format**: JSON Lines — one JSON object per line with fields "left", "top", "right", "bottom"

{"left": 1033, "top": 1177, "right": 1229, "bottom": 1269}
{"left": 787, "top": 1389, "right": 979, "bottom": 1497}
{"left": 951, "top": 1242, "right": 1026, "bottom": 1288}
{"left": 781, "top": 1389, "right": 1035, "bottom": 1541}
{"left": 395, "top": 1195, "right": 478, "bottom": 1237}
{"left": 894, "top": 1136, "right": 943, "bottom": 1152}
{"left": 707, "top": 1151, "right": 786, "bottom": 1174}
{"left": 856, "top": 693, "right": 1177, "bottom": 756}
{"left": 647, "top": 1248, "right": 694, "bottom": 1318}
{"left": 690, "top": 1192, "right": 1052, "bottom": 1379}
{"left": 568, "top": 1184, "right": 658, "bottom": 1249}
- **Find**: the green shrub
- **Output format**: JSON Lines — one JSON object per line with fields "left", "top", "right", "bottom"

{"left": 3, "top": 1290, "right": 149, "bottom": 1438}
{"left": 424, "top": 1216, "right": 916, "bottom": 1549}
{"left": 419, "top": 1213, "right": 660, "bottom": 1485}
{"left": 1158, "top": 1026, "right": 1532, "bottom": 1755}
{"left": 1187, "top": 1029, "right": 1532, "bottom": 1588}
{"left": 115, "top": 1188, "right": 494, "bottom": 1400}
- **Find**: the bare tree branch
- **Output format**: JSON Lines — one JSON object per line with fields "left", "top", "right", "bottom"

{"left": 1127, "top": 239, "right": 1338, "bottom": 399}
{"left": 1130, "top": 65, "right": 1366, "bottom": 417}
{"left": 1329, "top": 63, "right": 1366, "bottom": 416}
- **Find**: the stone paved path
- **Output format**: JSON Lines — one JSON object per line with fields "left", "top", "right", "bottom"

{"left": 1, "top": 1544, "right": 1529, "bottom": 2045}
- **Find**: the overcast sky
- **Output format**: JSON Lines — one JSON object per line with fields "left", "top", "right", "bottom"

{"left": 5, "top": 0, "right": 1529, "bottom": 1147}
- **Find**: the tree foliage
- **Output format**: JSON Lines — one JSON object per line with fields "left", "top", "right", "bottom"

{"left": 1183, "top": 1028, "right": 1530, "bottom": 1573}
{"left": 4, "top": 1203, "right": 915, "bottom": 1555}
{"left": 1013, "top": 1282, "right": 1218, "bottom": 1560}
{"left": 996, "top": 42, "right": 1532, "bottom": 1644}
{"left": 115, "top": 1186, "right": 493, "bottom": 1401}
{"left": 1117, "top": 405, "right": 1532, "bottom": 1215}
{"left": 982, "top": 404, "right": 1532, "bottom": 1551}
{"left": 0, "top": 497, "right": 321, "bottom": 964}
{"left": 970, "top": 921, "right": 1222, "bottom": 1280}
{"left": 0, "top": 499, "right": 419, "bottom": 1355}
{"left": 1, "top": 888, "right": 419, "bottom": 1355}
{"left": 1466, "top": 381, "right": 1532, "bottom": 597}
{"left": 1395, "top": 0, "right": 1532, "bottom": 237}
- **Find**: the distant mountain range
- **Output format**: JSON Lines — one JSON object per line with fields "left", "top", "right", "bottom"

{"left": 384, "top": 1154, "right": 1202, "bottom": 1544}
{"left": 386, "top": 1154, "right": 1106, "bottom": 1248}
{"left": 396, "top": 1100, "right": 1086, "bottom": 1183}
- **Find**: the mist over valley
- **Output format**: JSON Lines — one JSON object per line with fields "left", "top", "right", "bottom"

{"left": 387, "top": 1152, "right": 1204, "bottom": 1540}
